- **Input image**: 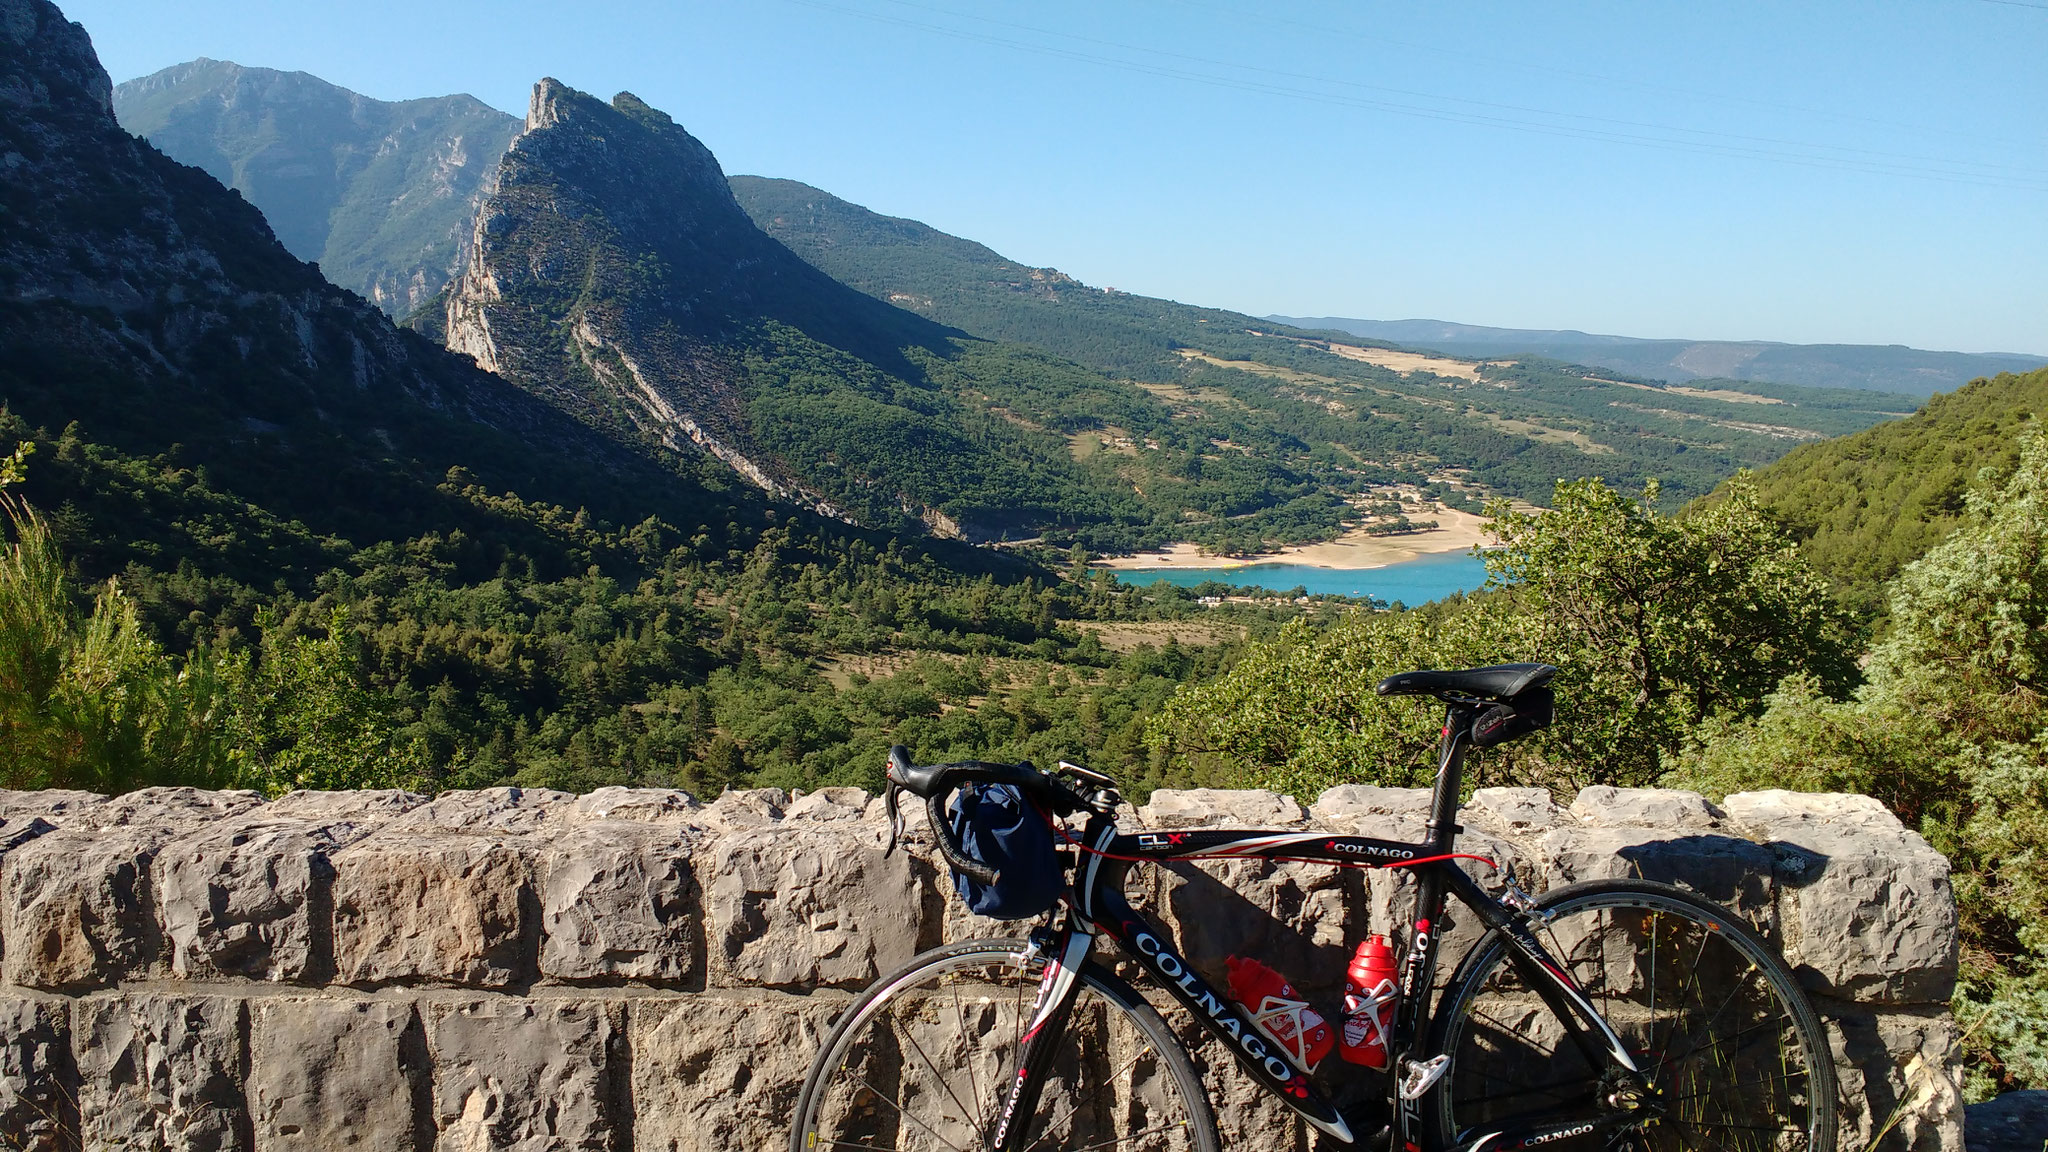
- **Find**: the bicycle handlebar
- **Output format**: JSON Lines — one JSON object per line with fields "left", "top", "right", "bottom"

{"left": 884, "top": 744, "right": 1090, "bottom": 886}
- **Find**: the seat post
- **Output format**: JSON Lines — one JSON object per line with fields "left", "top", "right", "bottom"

{"left": 1424, "top": 702, "right": 1471, "bottom": 851}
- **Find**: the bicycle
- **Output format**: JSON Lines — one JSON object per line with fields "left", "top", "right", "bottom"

{"left": 789, "top": 663, "right": 1839, "bottom": 1152}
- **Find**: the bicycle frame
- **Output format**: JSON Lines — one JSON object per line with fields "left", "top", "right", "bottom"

{"left": 993, "top": 703, "right": 1648, "bottom": 1152}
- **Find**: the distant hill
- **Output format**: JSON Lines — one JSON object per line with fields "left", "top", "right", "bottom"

{"left": 113, "top": 59, "right": 520, "bottom": 317}
{"left": 1272, "top": 316, "right": 2046, "bottom": 398}
{"left": 1716, "top": 365, "right": 2048, "bottom": 617}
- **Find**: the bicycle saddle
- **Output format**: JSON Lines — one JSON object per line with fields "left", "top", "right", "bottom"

{"left": 1375, "top": 663, "right": 1556, "bottom": 700}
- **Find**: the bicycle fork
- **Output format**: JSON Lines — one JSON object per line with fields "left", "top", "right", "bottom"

{"left": 989, "top": 920, "right": 1097, "bottom": 1152}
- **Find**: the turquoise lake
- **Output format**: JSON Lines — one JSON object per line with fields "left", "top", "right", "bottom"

{"left": 1111, "top": 549, "right": 1489, "bottom": 605}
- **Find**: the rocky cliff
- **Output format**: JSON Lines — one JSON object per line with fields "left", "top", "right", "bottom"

{"left": 0, "top": 783, "right": 1961, "bottom": 1150}
{"left": 1, "top": 0, "right": 752, "bottom": 572}
{"left": 114, "top": 59, "right": 521, "bottom": 317}
{"left": 441, "top": 79, "right": 1131, "bottom": 538}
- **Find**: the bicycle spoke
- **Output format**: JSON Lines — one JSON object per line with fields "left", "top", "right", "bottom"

{"left": 896, "top": 1002, "right": 988, "bottom": 1149}
{"left": 951, "top": 980, "right": 992, "bottom": 1148}
{"left": 1067, "top": 1121, "right": 1187, "bottom": 1150}
{"left": 1018, "top": 1042, "right": 1159, "bottom": 1152}
{"left": 849, "top": 1073, "right": 973, "bottom": 1152}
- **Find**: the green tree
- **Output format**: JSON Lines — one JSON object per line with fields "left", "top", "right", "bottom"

{"left": 0, "top": 495, "right": 228, "bottom": 790}
{"left": 1151, "top": 475, "right": 1852, "bottom": 798}
{"left": 1669, "top": 429, "right": 2048, "bottom": 1095}
{"left": 217, "top": 609, "right": 431, "bottom": 793}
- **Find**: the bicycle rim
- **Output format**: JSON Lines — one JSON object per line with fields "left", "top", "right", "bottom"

{"left": 1430, "top": 880, "right": 1838, "bottom": 1152}
{"left": 791, "top": 937, "right": 1219, "bottom": 1152}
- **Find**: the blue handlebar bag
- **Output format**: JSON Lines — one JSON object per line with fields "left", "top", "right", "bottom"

{"left": 947, "top": 782, "right": 1061, "bottom": 920}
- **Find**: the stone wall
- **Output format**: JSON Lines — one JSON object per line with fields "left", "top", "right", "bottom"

{"left": 0, "top": 783, "right": 1959, "bottom": 1151}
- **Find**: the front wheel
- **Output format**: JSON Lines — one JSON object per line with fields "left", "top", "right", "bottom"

{"left": 1429, "top": 879, "right": 1838, "bottom": 1152}
{"left": 790, "top": 936, "right": 1221, "bottom": 1152}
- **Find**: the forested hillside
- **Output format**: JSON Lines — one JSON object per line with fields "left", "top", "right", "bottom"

{"left": 113, "top": 59, "right": 520, "bottom": 317}
{"left": 733, "top": 176, "right": 1911, "bottom": 509}
{"left": 1, "top": 0, "right": 1285, "bottom": 801}
{"left": 1728, "top": 366, "right": 2048, "bottom": 616}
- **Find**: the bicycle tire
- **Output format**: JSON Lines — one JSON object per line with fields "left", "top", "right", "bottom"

{"left": 790, "top": 936, "right": 1221, "bottom": 1152}
{"left": 1428, "top": 878, "right": 1838, "bottom": 1152}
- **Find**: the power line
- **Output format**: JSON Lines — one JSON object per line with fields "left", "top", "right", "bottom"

{"left": 779, "top": 0, "right": 2048, "bottom": 192}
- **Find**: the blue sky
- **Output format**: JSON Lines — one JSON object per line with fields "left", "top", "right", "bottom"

{"left": 65, "top": 0, "right": 2047, "bottom": 353}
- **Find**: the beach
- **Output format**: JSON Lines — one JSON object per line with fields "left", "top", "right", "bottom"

{"left": 1093, "top": 506, "right": 1495, "bottom": 571}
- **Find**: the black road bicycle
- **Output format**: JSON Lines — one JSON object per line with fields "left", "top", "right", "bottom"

{"left": 790, "top": 664, "right": 1839, "bottom": 1152}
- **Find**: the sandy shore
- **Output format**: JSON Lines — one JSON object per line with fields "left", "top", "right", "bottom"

{"left": 1094, "top": 506, "right": 1494, "bottom": 571}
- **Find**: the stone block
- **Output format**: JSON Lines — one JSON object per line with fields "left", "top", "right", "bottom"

{"left": 259, "top": 788, "right": 426, "bottom": 832}
{"left": 629, "top": 992, "right": 837, "bottom": 1152}
{"left": 702, "top": 824, "right": 927, "bottom": 988}
{"left": 1569, "top": 785, "right": 1725, "bottom": 830}
{"left": 1308, "top": 784, "right": 1431, "bottom": 822}
{"left": 2, "top": 790, "right": 262, "bottom": 988}
{"left": 156, "top": 821, "right": 337, "bottom": 983}
{"left": 540, "top": 826, "right": 700, "bottom": 984}
{"left": 0, "top": 992, "right": 75, "bottom": 1151}
{"left": 427, "top": 998, "right": 612, "bottom": 1151}
{"left": 1140, "top": 788, "right": 1304, "bottom": 828}
{"left": 1463, "top": 786, "right": 1568, "bottom": 836}
{"left": 1823, "top": 1001, "right": 1964, "bottom": 1152}
{"left": 569, "top": 787, "right": 701, "bottom": 825}
{"left": 782, "top": 787, "right": 871, "bottom": 823}
{"left": 1724, "top": 790, "right": 1958, "bottom": 1003}
{"left": 380, "top": 786, "right": 575, "bottom": 838}
{"left": 331, "top": 837, "right": 534, "bottom": 987}
{"left": 248, "top": 996, "right": 422, "bottom": 1150}
{"left": 0, "top": 789, "right": 104, "bottom": 825}
{"left": 75, "top": 991, "right": 248, "bottom": 1151}
{"left": 701, "top": 788, "right": 786, "bottom": 828}
{"left": 1967, "top": 1089, "right": 2048, "bottom": 1152}
{"left": 1534, "top": 825, "right": 1778, "bottom": 920}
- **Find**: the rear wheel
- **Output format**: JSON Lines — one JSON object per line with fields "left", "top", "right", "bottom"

{"left": 1429, "top": 879, "right": 1837, "bottom": 1152}
{"left": 791, "top": 937, "right": 1221, "bottom": 1152}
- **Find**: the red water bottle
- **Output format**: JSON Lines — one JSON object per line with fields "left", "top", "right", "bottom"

{"left": 1225, "top": 955, "right": 1335, "bottom": 1072}
{"left": 1340, "top": 934, "right": 1399, "bottom": 1068}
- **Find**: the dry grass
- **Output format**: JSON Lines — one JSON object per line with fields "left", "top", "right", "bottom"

{"left": 1324, "top": 342, "right": 1492, "bottom": 382}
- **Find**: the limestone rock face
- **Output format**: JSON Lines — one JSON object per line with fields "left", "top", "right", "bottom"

{"left": 703, "top": 820, "right": 928, "bottom": 988}
{"left": 248, "top": 996, "right": 422, "bottom": 1150}
{"left": 540, "top": 825, "right": 702, "bottom": 984}
{"left": 428, "top": 998, "right": 614, "bottom": 1151}
{"left": 331, "top": 834, "right": 535, "bottom": 987}
{"left": 1723, "top": 790, "right": 1958, "bottom": 1002}
{"left": 75, "top": 991, "right": 248, "bottom": 1150}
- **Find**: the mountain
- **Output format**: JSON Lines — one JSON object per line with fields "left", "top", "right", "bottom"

{"left": 1719, "top": 365, "right": 2048, "bottom": 616}
{"left": 1271, "top": 316, "right": 2047, "bottom": 398}
{"left": 439, "top": 79, "right": 1175, "bottom": 541}
{"left": 0, "top": 0, "right": 798, "bottom": 623}
{"left": 113, "top": 59, "right": 520, "bottom": 317}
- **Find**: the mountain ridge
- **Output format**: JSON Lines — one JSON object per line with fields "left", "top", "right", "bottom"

{"left": 1272, "top": 315, "right": 2046, "bottom": 397}
{"left": 113, "top": 58, "right": 520, "bottom": 317}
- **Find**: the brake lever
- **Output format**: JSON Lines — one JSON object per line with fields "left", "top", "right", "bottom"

{"left": 883, "top": 780, "right": 905, "bottom": 856}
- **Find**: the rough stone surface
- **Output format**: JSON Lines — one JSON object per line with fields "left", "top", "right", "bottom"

{"left": 76, "top": 991, "right": 248, "bottom": 1151}
{"left": 331, "top": 835, "right": 535, "bottom": 987}
{"left": 248, "top": 996, "right": 421, "bottom": 1150}
{"left": 3, "top": 789, "right": 263, "bottom": 989}
{"left": 630, "top": 992, "right": 836, "bottom": 1152}
{"left": 702, "top": 822, "right": 927, "bottom": 988}
{"left": 540, "top": 825, "right": 701, "bottom": 984}
{"left": 0, "top": 789, "right": 105, "bottom": 825}
{"left": 428, "top": 998, "right": 612, "bottom": 1151}
{"left": 1724, "top": 790, "right": 1959, "bottom": 1002}
{"left": 1967, "top": 1089, "right": 2048, "bottom": 1152}
{"left": 1570, "top": 785, "right": 1725, "bottom": 829}
{"left": 1141, "top": 788, "right": 1305, "bottom": 828}
{"left": 0, "top": 784, "right": 1961, "bottom": 1151}
{"left": 0, "top": 992, "right": 74, "bottom": 1150}
{"left": 1824, "top": 1001, "right": 1965, "bottom": 1152}
{"left": 154, "top": 792, "right": 423, "bottom": 983}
